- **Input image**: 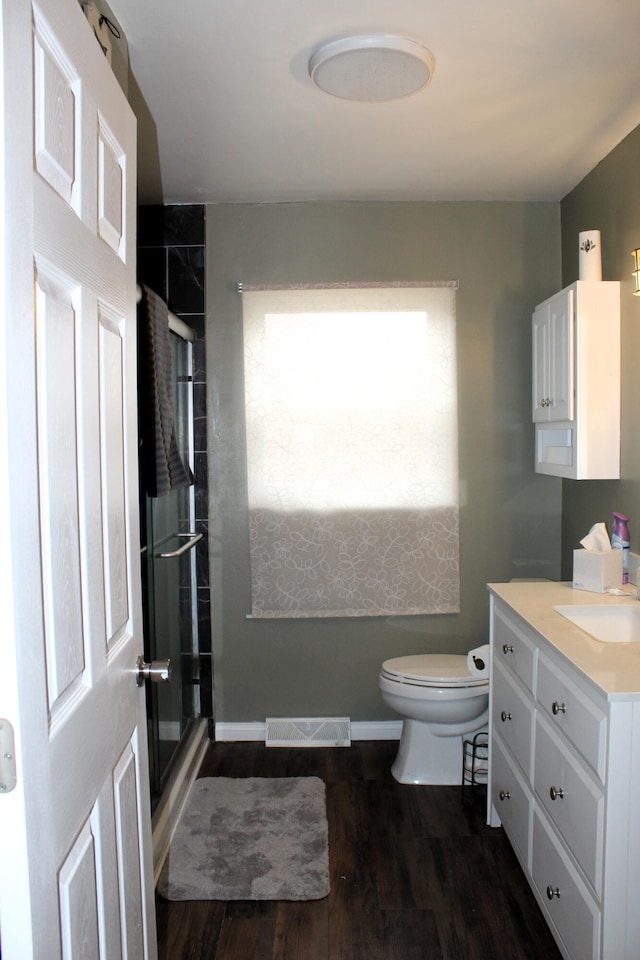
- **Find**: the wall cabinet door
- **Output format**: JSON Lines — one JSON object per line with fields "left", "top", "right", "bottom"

{"left": 532, "top": 288, "right": 573, "bottom": 423}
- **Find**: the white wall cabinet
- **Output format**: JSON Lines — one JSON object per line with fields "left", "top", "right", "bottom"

{"left": 488, "top": 595, "right": 640, "bottom": 960}
{"left": 532, "top": 281, "right": 619, "bottom": 479}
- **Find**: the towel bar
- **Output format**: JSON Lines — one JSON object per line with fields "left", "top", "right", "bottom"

{"left": 136, "top": 284, "right": 196, "bottom": 343}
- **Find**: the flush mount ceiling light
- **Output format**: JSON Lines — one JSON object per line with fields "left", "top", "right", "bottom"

{"left": 308, "top": 35, "right": 435, "bottom": 102}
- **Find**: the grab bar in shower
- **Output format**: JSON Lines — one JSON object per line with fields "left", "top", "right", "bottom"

{"left": 153, "top": 532, "right": 203, "bottom": 559}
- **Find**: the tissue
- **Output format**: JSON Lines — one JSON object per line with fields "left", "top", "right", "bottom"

{"left": 579, "top": 522, "right": 612, "bottom": 551}
{"left": 467, "top": 645, "right": 489, "bottom": 679}
{"left": 574, "top": 522, "right": 623, "bottom": 592}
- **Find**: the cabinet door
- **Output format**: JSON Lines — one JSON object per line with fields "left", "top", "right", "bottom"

{"left": 535, "top": 714, "right": 604, "bottom": 894}
{"left": 548, "top": 289, "right": 574, "bottom": 421}
{"left": 493, "top": 603, "right": 537, "bottom": 693}
{"left": 491, "top": 735, "right": 532, "bottom": 868}
{"left": 532, "top": 303, "right": 550, "bottom": 422}
{"left": 532, "top": 289, "right": 574, "bottom": 423}
{"left": 537, "top": 652, "right": 607, "bottom": 781}
{"left": 492, "top": 659, "right": 535, "bottom": 780}
{"left": 531, "top": 806, "right": 601, "bottom": 960}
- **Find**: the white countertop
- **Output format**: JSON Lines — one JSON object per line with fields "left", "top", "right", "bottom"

{"left": 487, "top": 580, "right": 640, "bottom": 700}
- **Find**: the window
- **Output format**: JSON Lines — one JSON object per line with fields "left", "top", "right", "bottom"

{"left": 242, "top": 283, "right": 459, "bottom": 618}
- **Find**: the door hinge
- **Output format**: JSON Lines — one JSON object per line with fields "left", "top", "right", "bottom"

{"left": 0, "top": 719, "right": 17, "bottom": 794}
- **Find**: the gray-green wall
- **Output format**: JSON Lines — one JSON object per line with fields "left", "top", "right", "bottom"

{"left": 560, "top": 124, "right": 640, "bottom": 577}
{"left": 206, "top": 201, "right": 562, "bottom": 724}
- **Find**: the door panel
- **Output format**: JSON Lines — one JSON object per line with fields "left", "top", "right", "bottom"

{"left": 100, "top": 308, "right": 130, "bottom": 641}
{"left": 34, "top": 269, "right": 85, "bottom": 710}
{"left": 32, "top": 14, "right": 76, "bottom": 205}
{"left": 0, "top": 1, "right": 156, "bottom": 957}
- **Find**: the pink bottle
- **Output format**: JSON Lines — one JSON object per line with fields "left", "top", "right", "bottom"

{"left": 612, "top": 512, "right": 630, "bottom": 584}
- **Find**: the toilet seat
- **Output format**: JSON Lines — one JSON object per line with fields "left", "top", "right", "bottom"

{"left": 381, "top": 654, "right": 487, "bottom": 688}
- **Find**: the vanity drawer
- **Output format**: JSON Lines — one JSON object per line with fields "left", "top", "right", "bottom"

{"left": 532, "top": 805, "right": 601, "bottom": 960}
{"left": 492, "top": 658, "right": 535, "bottom": 780}
{"left": 534, "top": 713, "right": 604, "bottom": 894}
{"left": 493, "top": 603, "right": 537, "bottom": 692}
{"left": 537, "top": 653, "right": 607, "bottom": 781}
{"left": 491, "top": 734, "right": 532, "bottom": 868}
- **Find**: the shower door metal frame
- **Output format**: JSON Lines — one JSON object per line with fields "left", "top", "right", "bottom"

{"left": 142, "top": 327, "right": 202, "bottom": 809}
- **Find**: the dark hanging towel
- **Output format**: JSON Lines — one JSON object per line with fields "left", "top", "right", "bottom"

{"left": 137, "top": 284, "right": 193, "bottom": 497}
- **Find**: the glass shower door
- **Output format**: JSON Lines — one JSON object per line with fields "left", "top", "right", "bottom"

{"left": 140, "top": 332, "right": 201, "bottom": 811}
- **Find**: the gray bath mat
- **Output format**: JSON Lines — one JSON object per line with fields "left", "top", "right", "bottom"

{"left": 157, "top": 776, "right": 330, "bottom": 901}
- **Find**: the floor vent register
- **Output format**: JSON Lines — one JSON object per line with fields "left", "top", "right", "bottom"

{"left": 265, "top": 717, "right": 351, "bottom": 747}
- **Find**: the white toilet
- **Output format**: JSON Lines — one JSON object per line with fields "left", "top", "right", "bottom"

{"left": 378, "top": 653, "right": 489, "bottom": 785}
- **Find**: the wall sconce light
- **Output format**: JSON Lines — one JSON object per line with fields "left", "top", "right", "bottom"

{"left": 632, "top": 249, "right": 640, "bottom": 296}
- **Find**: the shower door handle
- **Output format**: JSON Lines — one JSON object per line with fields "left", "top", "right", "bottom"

{"left": 153, "top": 532, "right": 203, "bottom": 558}
{"left": 136, "top": 656, "right": 172, "bottom": 686}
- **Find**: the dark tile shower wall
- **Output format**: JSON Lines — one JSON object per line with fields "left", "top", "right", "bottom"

{"left": 137, "top": 204, "right": 213, "bottom": 732}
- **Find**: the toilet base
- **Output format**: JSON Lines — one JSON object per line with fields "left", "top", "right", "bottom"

{"left": 391, "top": 718, "right": 488, "bottom": 785}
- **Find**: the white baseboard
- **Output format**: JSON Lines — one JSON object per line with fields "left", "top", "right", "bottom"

{"left": 353, "top": 720, "right": 402, "bottom": 740}
{"left": 215, "top": 719, "right": 402, "bottom": 742}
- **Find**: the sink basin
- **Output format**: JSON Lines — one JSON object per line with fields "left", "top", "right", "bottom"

{"left": 554, "top": 604, "right": 640, "bottom": 643}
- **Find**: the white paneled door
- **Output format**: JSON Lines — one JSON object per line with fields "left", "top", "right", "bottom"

{"left": 0, "top": 1, "right": 157, "bottom": 958}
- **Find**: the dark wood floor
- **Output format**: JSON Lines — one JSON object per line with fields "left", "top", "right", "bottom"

{"left": 155, "top": 740, "right": 562, "bottom": 960}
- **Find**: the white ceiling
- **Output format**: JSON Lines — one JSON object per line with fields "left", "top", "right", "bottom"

{"left": 109, "top": 0, "right": 640, "bottom": 206}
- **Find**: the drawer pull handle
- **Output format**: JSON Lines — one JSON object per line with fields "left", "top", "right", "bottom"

{"left": 502, "top": 644, "right": 514, "bottom": 654}
{"left": 549, "top": 785, "right": 565, "bottom": 801}
{"left": 499, "top": 790, "right": 511, "bottom": 801}
{"left": 546, "top": 885, "right": 561, "bottom": 900}
{"left": 552, "top": 700, "right": 566, "bottom": 715}
{"left": 500, "top": 711, "right": 512, "bottom": 722}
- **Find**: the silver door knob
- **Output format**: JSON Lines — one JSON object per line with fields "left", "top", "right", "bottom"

{"left": 552, "top": 700, "right": 566, "bottom": 715}
{"left": 549, "top": 785, "right": 565, "bottom": 801}
{"left": 136, "top": 656, "right": 171, "bottom": 686}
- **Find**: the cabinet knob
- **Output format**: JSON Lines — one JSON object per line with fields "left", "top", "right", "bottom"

{"left": 500, "top": 711, "right": 512, "bottom": 722}
{"left": 502, "top": 644, "right": 514, "bottom": 654}
{"left": 552, "top": 700, "right": 566, "bottom": 715}
{"left": 549, "top": 785, "right": 565, "bottom": 801}
{"left": 499, "top": 790, "right": 511, "bottom": 801}
{"left": 546, "top": 885, "right": 561, "bottom": 900}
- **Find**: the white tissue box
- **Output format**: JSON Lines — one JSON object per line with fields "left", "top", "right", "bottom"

{"left": 573, "top": 549, "right": 623, "bottom": 593}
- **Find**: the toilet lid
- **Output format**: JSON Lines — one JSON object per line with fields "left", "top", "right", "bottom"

{"left": 381, "top": 654, "right": 488, "bottom": 687}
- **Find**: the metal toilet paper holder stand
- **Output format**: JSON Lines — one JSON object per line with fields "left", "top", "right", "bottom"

{"left": 461, "top": 730, "right": 488, "bottom": 804}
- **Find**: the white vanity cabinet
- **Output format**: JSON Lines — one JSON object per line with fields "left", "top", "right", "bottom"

{"left": 488, "top": 594, "right": 640, "bottom": 960}
{"left": 532, "top": 280, "right": 620, "bottom": 479}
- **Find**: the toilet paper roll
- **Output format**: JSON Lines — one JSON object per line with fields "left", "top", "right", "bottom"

{"left": 579, "top": 230, "right": 602, "bottom": 281}
{"left": 467, "top": 644, "right": 490, "bottom": 678}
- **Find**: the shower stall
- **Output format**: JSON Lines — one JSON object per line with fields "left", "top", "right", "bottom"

{"left": 138, "top": 308, "right": 209, "bottom": 876}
